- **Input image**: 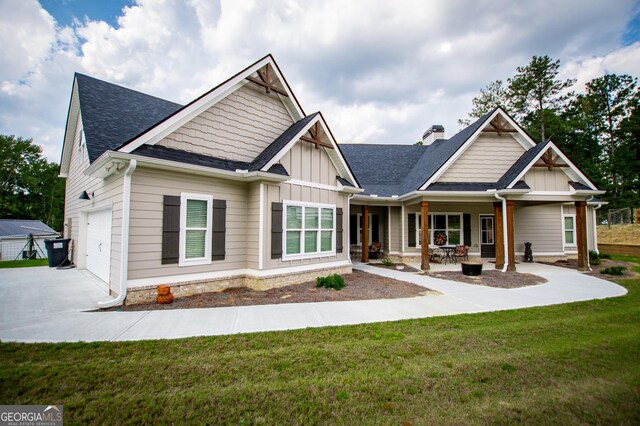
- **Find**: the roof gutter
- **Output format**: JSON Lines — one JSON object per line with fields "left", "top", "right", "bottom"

{"left": 98, "top": 159, "right": 137, "bottom": 308}
{"left": 85, "top": 151, "right": 290, "bottom": 183}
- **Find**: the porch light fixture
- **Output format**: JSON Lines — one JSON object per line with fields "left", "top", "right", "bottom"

{"left": 79, "top": 191, "right": 92, "bottom": 200}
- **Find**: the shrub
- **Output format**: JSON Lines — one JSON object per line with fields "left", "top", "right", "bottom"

{"left": 382, "top": 257, "right": 394, "bottom": 267}
{"left": 316, "top": 274, "right": 345, "bottom": 290}
{"left": 599, "top": 253, "right": 612, "bottom": 259}
{"left": 600, "top": 266, "right": 626, "bottom": 276}
{"left": 589, "top": 250, "right": 599, "bottom": 261}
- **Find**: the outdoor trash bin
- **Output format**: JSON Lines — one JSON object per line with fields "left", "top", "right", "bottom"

{"left": 44, "top": 238, "right": 71, "bottom": 267}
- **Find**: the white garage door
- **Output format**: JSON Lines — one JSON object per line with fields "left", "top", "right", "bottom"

{"left": 86, "top": 209, "right": 112, "bottom": 284}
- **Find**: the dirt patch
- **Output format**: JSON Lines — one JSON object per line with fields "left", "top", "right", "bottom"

{"left": 425, "top": 269, "right": 547, "bottom": 288}
{"left": 105, "top": 270, "right": 438, "bottom": 311}
{"left": 368, "top": 263, "right": 422, "bottom": 273}
{"left": 540, "top": 258, "right": 638, "bottom": 281}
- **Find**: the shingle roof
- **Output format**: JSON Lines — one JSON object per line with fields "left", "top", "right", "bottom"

{"left": 569, "top": 181, "right": 593, "bottom": 191}
{"left": 0, "top": 220, "right": 58, "bottom": 237}
{"left": 249, "top": 113, "right": 319, "bottom": 171}
{"left": 496, "top": 139, "right": 550, "bottom": 189}
{"left": 76, "top": 73, "right": 182, "bottom": 163}
{"left": 339, "top": 109, "right": 497, "bottom": 196}
{"left": 132, "top": 145, "right": 289, "bottom": 176}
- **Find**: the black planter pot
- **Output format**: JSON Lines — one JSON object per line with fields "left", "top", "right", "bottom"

{"left": 461, "top": 262, "right": 482, "bottom": 276}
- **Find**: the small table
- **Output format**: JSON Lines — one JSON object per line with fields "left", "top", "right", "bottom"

{"left": 438, "top": 245, "right": 456, "bottom": 265}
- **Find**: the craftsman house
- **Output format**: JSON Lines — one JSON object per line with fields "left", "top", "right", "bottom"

{"left": 59, "top": 55, "right": 361, "bottom": 305}
{"left": 340, "top": 109, "right": 604, "bottom": 271}
{"left": 59, "top": 54, "right": 603, "bottom": 306}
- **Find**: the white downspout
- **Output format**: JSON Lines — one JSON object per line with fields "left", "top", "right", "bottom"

{"left": 98, "top": 159, "right": 137, "bottom": 308}
{"left": 592, "top": 200, "right": 603, "bottom": 254}
{"left": 493, "top": 192, "right": 509, "bottom": 272}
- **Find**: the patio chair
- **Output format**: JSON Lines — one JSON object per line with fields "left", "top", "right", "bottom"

{"left": 368, "top": 242, "right": 382, "bottom": 259}
{"left": 429, "top": 248, "right": 442, "bottom": 263}
{"left": 452, "top": 245, "right": 469, "bottom": 263}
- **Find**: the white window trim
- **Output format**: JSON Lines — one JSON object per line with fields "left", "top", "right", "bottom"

{"left": 562, "top": 213, "right": 577, "bottom": 249}
{"left": 179, "top": 192, "right": 213, "bottom": 267}
{"left": 282, "top": 200, "right": 336, "bottom": 261}
{"left": 416, "top": 212, "right": 463, "bottom": 248}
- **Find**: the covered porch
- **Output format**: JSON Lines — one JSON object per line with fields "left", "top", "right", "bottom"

{"left": 351, "top": 196, "right": 595, "bottom": 272}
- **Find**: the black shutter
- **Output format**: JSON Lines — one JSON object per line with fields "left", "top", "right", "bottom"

{"left": 349, "top": 214, "right": 357, "bottom": 245}
{"left": 372, "top": 215, "right": 379, "bottom": 242}
{"left": 408, "top": 213, "right": 416, "bottom": 247}
{"left": 463, "top": 214, "right": 471, "bottom": 246}
{"left": 336, "top": 208, "right": 343, "bottom": 253}
{"left": 212, "top": 199, "right": 226, "bottom": 260}
{"left": 271, "top": 203, "right": 283, "bottom": 259}
{"left": 162, "top": 195, "right": 180, "bottom": 264}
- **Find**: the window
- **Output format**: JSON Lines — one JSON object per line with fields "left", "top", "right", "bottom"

{"left": 284, "top": 202, "right": 335, "bottom": 258}
{"left": 179, "top": 193, "right": 213, "bottom": 266}
{"left": 417, "top": 213, "right": 463, "bottom": 247}
{"left": 563, "top": 215, "right": 576, "bottom": 247}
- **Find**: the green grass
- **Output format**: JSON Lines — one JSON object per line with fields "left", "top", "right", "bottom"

{"left": 0, "top": 258, "right": 48, "bottom": 268}
{"left": 1, "top": 267, "right": 640, "bottom": 423}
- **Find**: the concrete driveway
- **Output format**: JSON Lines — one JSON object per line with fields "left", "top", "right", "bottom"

{"left": 0, "top": 263, "right": 628, "bottom": 343}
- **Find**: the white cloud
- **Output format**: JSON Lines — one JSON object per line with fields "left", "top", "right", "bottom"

{"left": 0, "top": 0, "right": 638, "bottom": 162}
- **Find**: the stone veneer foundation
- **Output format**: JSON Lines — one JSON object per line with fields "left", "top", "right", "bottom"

{"left": 124, "top": 265, "right": 353, "bottom": 305}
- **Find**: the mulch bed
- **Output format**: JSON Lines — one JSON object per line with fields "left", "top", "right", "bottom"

{"left": 425, "top": 269, "right": 547, "bottom": 288}
{"left": 540, "top": 258, "right": 637, "bottom": 280}
{"left": 105, "top": 270, "right": 438, "bottom": 311}
{"left": 368, "top": 263, "right": 422, "bottom": 273}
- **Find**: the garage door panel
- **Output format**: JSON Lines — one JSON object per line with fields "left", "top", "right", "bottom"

{"left": 86, "top": 209, "right": 112, "bottom": 284}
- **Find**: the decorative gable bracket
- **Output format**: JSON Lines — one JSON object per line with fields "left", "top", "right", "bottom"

{"left": 245, "top": 64, "right": 289, "bottom": 97}
{"left": 300, "top": 122, "right": 333, "bottom": 150}
{"left": 533, "top": 148, "right": 569, "bottom": 170}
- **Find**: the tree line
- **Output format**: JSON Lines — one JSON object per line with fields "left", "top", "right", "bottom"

{"left": 0, "top": 134, "right": 66, "bottom": 231}
{"left": 460, "top": 55, "right": 639, "bottom": 209}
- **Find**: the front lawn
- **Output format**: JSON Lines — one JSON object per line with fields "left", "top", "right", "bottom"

{"left": 0, "top": 258, "right": 48, "bottom": 268}
{"left": 1, "top": 269, "right": 639, "bottom": 423}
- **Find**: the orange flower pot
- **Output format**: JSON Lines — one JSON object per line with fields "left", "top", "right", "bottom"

{"left": 157, "top": 285, "right": 171, "bottom": 296}
{"left": 156, "top": 293, "right": 174, "bottom": 304}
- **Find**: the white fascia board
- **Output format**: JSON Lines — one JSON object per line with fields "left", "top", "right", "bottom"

{"left": 261, "top": 114, "right": 361, "bottom": 189}
{"left": 59, "top": 80, "right": 80, "bottom": 177}
{"left": 261, "top": 116, "right": 319, "bottom": 171}
{"left": 498, "top": 111, "right": 537, "bottom": 149}
{"left": 85, "top": 151, "right": 289, "bottom": 183}
{"left": 420, "top": 108, "right": 539, "bottom": 190}
{"left": 506, "top": 141, "right": 598, "bottom": 190}
{"left": 351, "top": 194, "right": 402, "bottom": 204}
{"left": 316, "top": 117, "right": 361, "bottom": 188}
{"left": 119, "top": 56, "right": 304, "bottom": 154}
{"left": 420, "top": 109, "right": 500, "bottom": 189}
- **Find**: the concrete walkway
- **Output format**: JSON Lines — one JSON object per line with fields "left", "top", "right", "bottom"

{"left": 0, "top": 263, "right": 628, "bottom": 343}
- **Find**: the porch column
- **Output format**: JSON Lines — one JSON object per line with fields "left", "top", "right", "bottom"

{"left": 493, "top": 201, "right": 504, "bottom": 269}
{"left": 421, "top": 201, "right": 430, "bottom": 270}
{"left": 575, "top": 200, "right": 588, "bottom": 271}
{"left": 506, "top": 200, "right": 516, "bottom": 272}
{"left": 361, "top": 205, "right": 369, "bottom": 263}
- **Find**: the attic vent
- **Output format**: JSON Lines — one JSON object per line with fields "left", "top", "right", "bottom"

{"left": 422, "top": 125, "right": 445, "bottom": 145}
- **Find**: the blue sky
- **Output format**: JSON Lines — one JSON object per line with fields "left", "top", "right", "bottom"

{"left": 1, "top": 0, "right": 639, "bottom": 162}
{"left": 40, "top": 0, "right": 132, "bottom": 27}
